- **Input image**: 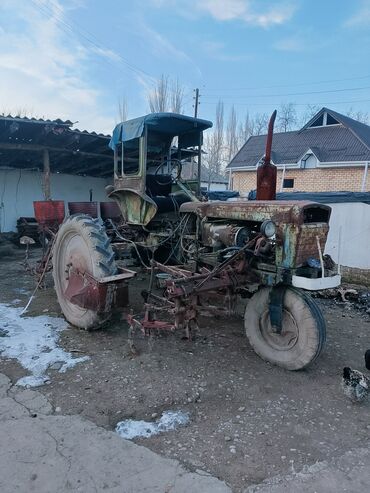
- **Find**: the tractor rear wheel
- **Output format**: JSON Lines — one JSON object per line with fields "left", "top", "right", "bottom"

{"left": 52, "top": 214, "right": 117, "bottom": 330}
{"left": 245, "top": 287, "right": 326, "bottom": 370}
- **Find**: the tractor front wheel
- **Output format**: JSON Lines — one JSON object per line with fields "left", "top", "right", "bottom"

{"left": 245, "top": 287, "right": 326, "bottom": 370}
{"left": 52, "top": 214, "right": 117, "bottom": 330}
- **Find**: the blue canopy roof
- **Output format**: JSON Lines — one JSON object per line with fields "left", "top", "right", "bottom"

{"left": 109, "top": 113, "right": 212, "bottom": 150}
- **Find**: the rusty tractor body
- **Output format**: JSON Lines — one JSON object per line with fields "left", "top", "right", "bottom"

{"left": 51, "top": 111, "right": 341, "bottom": 370}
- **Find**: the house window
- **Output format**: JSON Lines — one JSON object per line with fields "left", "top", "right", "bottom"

{"left": 309, "top": 114, "right": 324, "bottom": 127}
{"left": 326, "top": 113, "right": 339, "bottom": 125}
{"left": 308, "top": 112, "right": 339, "bottom": 128}
{"left": 283, "top": 178, "right": 294, "bottom": 189}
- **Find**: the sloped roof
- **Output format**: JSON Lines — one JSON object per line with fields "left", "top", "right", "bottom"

{"left": 228, "top": 107, "right": 370, "bottom": 169}
{"left": 0, "top": 114, "right": 112, "bottom": 178}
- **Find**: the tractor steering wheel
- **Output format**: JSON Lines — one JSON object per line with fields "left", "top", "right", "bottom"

{"left": 154, "top": 159, "right": 182, "bottom": 185}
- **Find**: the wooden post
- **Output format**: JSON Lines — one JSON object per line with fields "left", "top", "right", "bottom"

{"left": 197, "top": 134, "right": 202, "bottom": 198}
{"left": 43, "top": 148, "right": 51, "bottom": 200}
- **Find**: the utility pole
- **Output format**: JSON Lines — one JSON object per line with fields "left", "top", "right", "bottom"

{"left": 193, "top": 88, "right": 200, "bottom": 118}
{"left": 193, "top": 88, "right": 201, "bottom": 196}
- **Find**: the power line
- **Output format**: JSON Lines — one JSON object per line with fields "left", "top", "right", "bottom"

{"left": 29, "top": 0, "right": 156, "bottom": 83}
{"left": 205, "top": 74, "right": 370, "bottom": 92}
{"left": 200, "top": 97, "right": 370, "bottom": 107}
{"left": 202, "top": 85, "right": 370, "bottom": 100}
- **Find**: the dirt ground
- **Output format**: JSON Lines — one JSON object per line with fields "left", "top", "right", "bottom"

{"left": 1, "top": 246, "right": 370, "bottom": 492}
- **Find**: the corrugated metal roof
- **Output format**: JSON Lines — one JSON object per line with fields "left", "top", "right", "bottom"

{"left": 228, "top": 107, "right": 370, "bottom": 169}
{"left": 0, "top": 115, "right": 112, "bottom": 178}
{"left": 0, "top": 114, "right": 73, "bottom": 125}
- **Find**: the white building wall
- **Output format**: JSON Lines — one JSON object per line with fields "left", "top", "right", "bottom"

{"left": 324, "top": 202, "right": 370, "bottom": 269}
{"left": 0, "top": 169, "right": 110, "bottom": 232}
{"left": 201, "top": 181, "right": 227, "bottom": 191}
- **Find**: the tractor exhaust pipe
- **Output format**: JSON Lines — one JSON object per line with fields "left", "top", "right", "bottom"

{"left": 256, "top": 110, "right": 277, "bottom": 200}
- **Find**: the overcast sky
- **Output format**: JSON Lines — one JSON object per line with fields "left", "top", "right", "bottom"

{"left": 0, "top": 0, "right": 370, "bottom": 134}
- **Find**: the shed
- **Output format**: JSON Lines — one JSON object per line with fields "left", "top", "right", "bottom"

{"left": 0, "top": 115, "right": 114, "bottom": 232}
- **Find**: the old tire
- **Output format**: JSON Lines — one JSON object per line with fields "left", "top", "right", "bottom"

{"left": 52, "top": 214, "right": 117, "bottom": 330}
{"left": 245, "top": 287, "right": 326, "bottom": 370}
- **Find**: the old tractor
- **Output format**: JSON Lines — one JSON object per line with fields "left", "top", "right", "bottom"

{"left": 52, "top": 112, "right": 341, "bottom": 370}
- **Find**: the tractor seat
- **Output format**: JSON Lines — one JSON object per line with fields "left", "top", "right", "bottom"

{"left": 151, "top": 194, "right": 190, "bottom": 213}
{"left": 146, "top": 174, "right": 172, "bottom": 197}
{"left": 146, "top": 174, "right": 190, "bottom": 213}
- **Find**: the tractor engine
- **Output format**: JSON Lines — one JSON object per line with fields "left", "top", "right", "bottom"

{"left": 201, "top": 223, "right": 251, "bottom": 249}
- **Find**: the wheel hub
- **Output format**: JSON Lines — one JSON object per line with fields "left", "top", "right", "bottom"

{"left": 260, "top": 309, "right": 299, "bottom": 351}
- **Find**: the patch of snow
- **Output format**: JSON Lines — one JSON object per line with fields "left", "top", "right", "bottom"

{"left": 12, "top": 299, "right": 22, "bottom": 305}
{"left": 13, "top": 288, "right": 30, "bottom": 295}
{"left": 0, "top": 303, "right": 89, "bottom": 387}
{"left": 21, "top": 295, "right": 35, "bottom": 315}
{"left": 116, "top": 411, "right": 190, "bottom": 439}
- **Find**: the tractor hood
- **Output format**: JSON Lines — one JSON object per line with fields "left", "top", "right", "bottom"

{"left": 179, "top": 200, "right": 332, "bottom": 225}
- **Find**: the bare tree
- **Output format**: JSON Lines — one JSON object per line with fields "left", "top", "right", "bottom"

{"left": 226, "top": 105, "right": 238, "bottom": 162}
{"left": 300, "top": 104, "right": 320, "bottom": 125}
{"left": 148, "top": 74, "right": 170, "bottom": 113}
{"left": 234, "top": 111, "right": 270, "bottom": 155}
{"left": 277, "top": 103, "right": 297, "bottom": 132}
{"left": 251, "top": 112, "right": 269, "bottom": 135}
{"left": 170, "top": 78, "right": 184, "bottom": 114}
{"left": 346, "top": 107, "right": 369, "bottom": 124}
{"left": 237, "top": 112, "right": 252, "bottom": 146}
{"left": 213, "top": 100, "right": 225, "bottom": 174}
{"left": 147, "top": 74, "right": 186, "bottom": 114}
{"left": 203, "top": 100, "right": 225, "bottom": 187}
{"left": 118, "top": 96, "right": 128, "bottom": 122}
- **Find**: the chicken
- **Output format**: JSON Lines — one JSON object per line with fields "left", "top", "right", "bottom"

{"left": 342, "top": 367, "right": 369, "bottom": 402}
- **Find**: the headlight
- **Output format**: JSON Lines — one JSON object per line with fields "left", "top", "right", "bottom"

{"left": 260, "top": 220, "right": 276, "bottom": 238}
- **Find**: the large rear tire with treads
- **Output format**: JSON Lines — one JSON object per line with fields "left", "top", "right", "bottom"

{"left": 52, "top": 214, "right": 117, "bottom": 330}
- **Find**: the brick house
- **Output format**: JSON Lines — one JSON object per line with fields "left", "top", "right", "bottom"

{"left": 227, "top": 107, "right": 370, "bottom": 194}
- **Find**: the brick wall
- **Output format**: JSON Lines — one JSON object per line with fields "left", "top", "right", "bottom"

{"left": 231, "top": 167, "right": 370, "bottom": 194}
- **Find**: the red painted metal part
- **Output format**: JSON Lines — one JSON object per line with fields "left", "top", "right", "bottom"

{"left": 128, "top": 245, "right": 259, "bottom": 338}
{"left": 68, "top": 202, "right": 98, "bottom": 218}
{"left": 33, "top": 200, "right": 65, "bottom": 227}
{"left": 100, "top": 201, "right": 121, "bottom": 221}
{"left": 64, "top": 268, "right": 135, "bottom": 313}
{"left": 265, "top": 109, "right": 277, "bottom": 165}
{"left": 127, "top": 310, "right": 175, "bottom": 332}
{"left": 256, "top": 110, "right": 277, "bottom": 201}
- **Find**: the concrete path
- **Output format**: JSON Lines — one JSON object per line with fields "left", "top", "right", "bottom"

{"left": 245, "top": 445, "right": 370, "bottom": 493}
{"left": 1, "top": 371, "right": 369, "bottom": 493}
{"left": 0, "top": 373, "right": 231, "bottom": 493}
